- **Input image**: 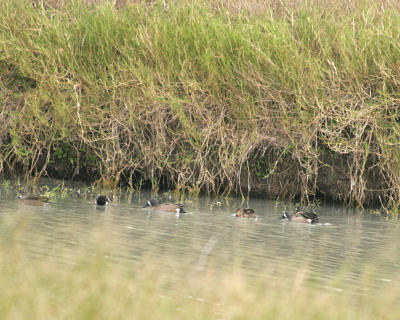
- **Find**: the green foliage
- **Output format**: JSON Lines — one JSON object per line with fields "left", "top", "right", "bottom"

{"left": 1, "top": 0, "right": 400, "bottom": 210}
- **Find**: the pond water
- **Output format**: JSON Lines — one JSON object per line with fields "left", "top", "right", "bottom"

{"left": 0, "top": 180, "right": 399, "bottom": 301}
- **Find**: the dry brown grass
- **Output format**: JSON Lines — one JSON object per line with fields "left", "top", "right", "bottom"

{"left": 2, "top": 0, "right": 400, "bottom": 212}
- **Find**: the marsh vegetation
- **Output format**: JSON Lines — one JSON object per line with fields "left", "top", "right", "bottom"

{"left": 1, "top": 0, "right": 400, "bottom": 212}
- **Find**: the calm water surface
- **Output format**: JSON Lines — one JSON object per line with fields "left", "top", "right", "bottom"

{"left": 0, "top": 181, "right": 399, "bottom": 298}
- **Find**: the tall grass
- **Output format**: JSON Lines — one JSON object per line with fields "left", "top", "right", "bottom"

{"left": 1, "top": 0, "right": 400, "bottom": 210}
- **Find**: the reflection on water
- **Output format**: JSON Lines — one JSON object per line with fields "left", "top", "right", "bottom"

{"left": 0, "top": 181, "right": 399, "bottom": 298}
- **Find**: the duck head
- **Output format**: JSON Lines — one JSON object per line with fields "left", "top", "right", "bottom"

{"left": 95, "top": 195, "right": 111, "bottom": 206}
{"left": 142, "top": 198, "right": 160, "bottom": 208}
{"left": 281, "top": 211, "right": 292, "bottom": 220}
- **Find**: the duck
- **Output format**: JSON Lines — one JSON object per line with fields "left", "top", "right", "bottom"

{"left": 94, "top": 195, "right": 111, "bottom": 206}
{"left": 142, "top": 198, "right": 186, "bottom": 214}
{"left": 19, "top": 193, "right": 50, "bottom": 206}
{"left": 236, "top": 208, "right": 256, "bottom": 218}
{"left": 281, "top": 207, "right": 319, "bottom": 223}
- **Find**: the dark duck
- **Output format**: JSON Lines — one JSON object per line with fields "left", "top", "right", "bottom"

{"left": 281, "top": 207, "right": 319, "bottom": 223}
{"left": 94, "top": 195, "right": 112, "bottom": 206}
{"left": 236, "top": 208, "right": 256, "bottom": 218}
{"left": 143, "top": 198, "right": 186, "bottom": 214}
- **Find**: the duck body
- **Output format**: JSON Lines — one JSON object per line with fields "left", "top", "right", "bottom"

{"left": 19, "top": 194, "right": 50, "bottom": 206}
{"left": 295, "top": 207, "right": 319, "bottom": 222}
{"left": 281, "top": 207, "right": 319, "bottom": 223}
{"left": 94, "top": 195, "right": 111, "bottom": 206}
{"left": 236, "top": 208, "right": 256, "bottom": 218}
{"left": 143, "top": 198, "right": 186, "bottom": 214}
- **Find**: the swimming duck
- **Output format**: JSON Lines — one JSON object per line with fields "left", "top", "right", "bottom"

{"left": 236, "top": 208, "right": 256, "bottom": 218}
{"left": 19, "top": 194, "right": 50, "bottom": 206}
{"left": 281, "top": 207, "right": 319, "bottom": 223}
{"left": 94, "top": 195, "right": 111, "bottom": 206}
{"left": 295, "top": 207, "right": 319, "bottom": 220}
{"left": 142, "top": 198, "right": 186, "bottom": 214}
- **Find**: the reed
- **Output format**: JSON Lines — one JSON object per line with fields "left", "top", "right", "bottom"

{"left": 1, "top": 0, "right": 400, "bottom": 211}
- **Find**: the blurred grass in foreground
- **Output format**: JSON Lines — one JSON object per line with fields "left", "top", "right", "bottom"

{"left": 0, "top": 214, "right": 399, "bottom": 320}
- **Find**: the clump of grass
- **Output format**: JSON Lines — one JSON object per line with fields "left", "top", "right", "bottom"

{"left": 1, "top": 0, "right": 400, "bottom": 211}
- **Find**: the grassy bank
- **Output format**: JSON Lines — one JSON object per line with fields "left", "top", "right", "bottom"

{"left": 1, "top": 215, "right": 399, "bottom": 320}
{"left": 1, "top": 0, "right": 400, "bottom": 209}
